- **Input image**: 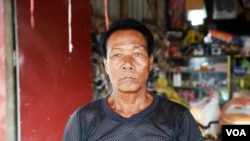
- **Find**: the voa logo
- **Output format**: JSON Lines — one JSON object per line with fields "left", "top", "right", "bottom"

{"left": 226, "top": 129, "right": 247, "bottom": 136}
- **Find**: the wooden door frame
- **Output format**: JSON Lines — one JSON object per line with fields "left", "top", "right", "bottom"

{"left": 4, "top": 0, "right": 18, "bottom": 140}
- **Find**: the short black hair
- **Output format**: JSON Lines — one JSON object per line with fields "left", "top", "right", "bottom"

{"left": 99, "top": 18, "right": 154, "bottom": 59}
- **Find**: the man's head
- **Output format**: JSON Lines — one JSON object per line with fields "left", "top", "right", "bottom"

{"left": 100, "top": 18, "right": 154, "bottom": 93}
{"left": 99, "top": 18, "right": 154, "bottom": 59}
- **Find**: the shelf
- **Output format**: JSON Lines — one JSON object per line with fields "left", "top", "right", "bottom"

{"left": 166, "top": 70, "right": 227, "bottom": 73}
{"left": 233, "top": 54, "right": 250, "bottom": 58}
{"left": 170, "top": 55, "right": 229, "bottom": 59}
{"left": 165, "top": 55, "right": 231, "bottom": 101}
{"left": 172, "top": 86, "right": 227, "bottom": 89}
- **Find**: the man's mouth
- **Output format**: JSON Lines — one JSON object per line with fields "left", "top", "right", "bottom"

{"left": 121, "top": 77, "right": 135, "bottom": 81}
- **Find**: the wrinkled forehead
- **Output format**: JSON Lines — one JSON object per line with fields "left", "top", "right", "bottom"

{"left": 107, "top": 29, "right": 147, "bottom": 46}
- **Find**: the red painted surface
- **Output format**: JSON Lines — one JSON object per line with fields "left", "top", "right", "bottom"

{"left": 0, "top": 0, "right": 6, "bottom": 140}
{"left": 16, "top": 0, "right": 92, "bottom": 140}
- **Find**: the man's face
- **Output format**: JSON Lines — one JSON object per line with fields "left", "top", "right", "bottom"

{"left": 104, "top": 29, "right": 153, "bottom": 93}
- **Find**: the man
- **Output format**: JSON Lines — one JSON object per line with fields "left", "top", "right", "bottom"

{"left": 63, "top": 18, "right": 204, "bottom": 141}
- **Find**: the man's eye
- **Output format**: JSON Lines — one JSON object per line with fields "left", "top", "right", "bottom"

{"left": 134, "top": 52, "right": 142, "bottom": 56}
{"left": 113, "top": 54, "right": 122, "bottom": 57}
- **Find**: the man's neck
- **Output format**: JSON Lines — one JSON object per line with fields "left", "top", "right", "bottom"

{"left": 107, "top": 92, "right": 153, "bottom": 118}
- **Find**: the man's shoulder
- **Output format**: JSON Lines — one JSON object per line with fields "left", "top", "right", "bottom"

{"left": 77, "top": 98, "right": 103, "bottom": 112}
{"left": 157, "top": 95, "right": 189, "bottom": 112}
{"left": 71, "top": 98, "right": 105, "bottom": 119}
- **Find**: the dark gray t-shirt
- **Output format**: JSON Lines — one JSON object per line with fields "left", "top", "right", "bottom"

{"left": 63, "top": 94, "right": 204, "bottom": 141}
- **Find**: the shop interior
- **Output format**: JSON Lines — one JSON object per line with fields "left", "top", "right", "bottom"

{"left": 1, "top": 0, "right": 250, "bottom": 140}
{"left": 91, "top": 0, "right": 250, "bottom": 141}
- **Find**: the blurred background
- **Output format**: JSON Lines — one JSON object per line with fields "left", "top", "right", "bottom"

{"left": 1, "top": 0, "right": 250, "bottom": 140}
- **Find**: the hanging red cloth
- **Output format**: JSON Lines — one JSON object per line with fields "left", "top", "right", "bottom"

{"left": 30, "top": 0, "right": 35, "bottom": 28}
{"left": 68, "top": 0, "right": 73, "bottom": 53}
{"left": 104, "top": 0, "right": 109, "bottom": 30}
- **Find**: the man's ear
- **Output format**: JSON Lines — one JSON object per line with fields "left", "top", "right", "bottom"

{"left": 103, "top": 59, "right": 109, "bottom": 75}
{"left": 149, "top": 55, "right": 154, "bottom": 71}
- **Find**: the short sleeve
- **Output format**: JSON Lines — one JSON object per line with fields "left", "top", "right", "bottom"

{"left": 178, "top": 110, "right": 204, "bottom": 141}
{"left": 62, "top": 109, "right": 85, "bottom": 141}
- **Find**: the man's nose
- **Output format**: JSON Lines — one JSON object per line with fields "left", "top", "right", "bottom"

{"left": 122, "top": 56, "right": 134, "bottom": 70}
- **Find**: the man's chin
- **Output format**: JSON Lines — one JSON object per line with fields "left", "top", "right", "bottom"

{"left": 118, "top": 86, "right": 139, "bottom": 93}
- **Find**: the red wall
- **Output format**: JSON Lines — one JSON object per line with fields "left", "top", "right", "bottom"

{"left": 0, "top": 0, "right": 6, "bottom": 140}
{"left": 16, "top": 0, "right": 93, "bottom": 140}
